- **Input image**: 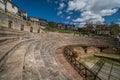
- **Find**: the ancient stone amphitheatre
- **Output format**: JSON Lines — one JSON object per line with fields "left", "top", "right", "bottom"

{"left": 0, "top": 27, "right": 120, "bottom": 80}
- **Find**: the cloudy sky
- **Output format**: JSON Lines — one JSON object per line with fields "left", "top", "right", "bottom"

{"left": 12, "top": 0, "right": 120, "bottom": 27}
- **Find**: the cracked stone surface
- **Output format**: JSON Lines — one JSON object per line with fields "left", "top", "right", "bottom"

{"left": 0, "top": 31, "right": 118, "bottom": 80}
{"left": 0, "top": 32, "right": 84, "bottom": 80}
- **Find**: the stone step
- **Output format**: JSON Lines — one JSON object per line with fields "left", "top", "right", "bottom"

{"left": 0, "top": 39, "right": 18, "bottom": 46}
{"left": 0, "top": 26, "right": 29, "bottom": 37}
{"left": 0, "top": 39, "right": 34, "bottom": 71}
{"left": 0, "top": 37, "right": 18, "bottom": 43}
{"left": 23, "top": 41, "right": 42, "bottom": 80}
{"left": 0, "top": 26, "right": 22, "bottom": 33}
{"left": 36, "top": 39, "right": 72, "bottom": 80}
{"left": 0, "top": 41, "right": 32, "bottom": 80}
{"left": 0, "top": 40, "right": 21, "bottom": 69}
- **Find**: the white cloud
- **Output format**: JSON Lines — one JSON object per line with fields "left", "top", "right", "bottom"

{"left": 73, "top": 22, "right": 86, "bottom": 27}
{"left": 79, "top": 22, "right": 86, "bottom": 27}
{"left": 67, "top": 0, "right": 120, "bottom": 26}
{"left": 73, "top": 18, "right": 85, "bottom": 22}
{"left": 57, "top": 11, "right": 62, "bottom": 16}
{"left": 67, "top": 0, "right": 86, "bottom": 11}
{"left": 73, "top": 11, "right": 105, "bottom": 23}
{"left": 66, "top": 16, "right": 71, "bottom": 19}
{"left": 100, "top": 9, "right": 118, "bottom": 16}
{"left": 58, "top": 3, "right": 65, "bottom": 10}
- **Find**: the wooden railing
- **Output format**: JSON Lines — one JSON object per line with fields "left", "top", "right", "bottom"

{"left": 63, "top": 46, "right": 101, "bottom": 80}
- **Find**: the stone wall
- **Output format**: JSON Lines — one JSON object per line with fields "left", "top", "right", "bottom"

{"left": 0, "top": 1, "right": 5, "bottom": 10}
{"left": 86, "top": 46, "right": 100, "bottom": 54}
{"left": 7, "top": 1, "right": 18, "bottom": 14}
{"left": 0, "top": 9, "right": 44, "bottom": 33}
{"left": 71, "top": 46, "right": 101, "bottom": 59}
{"left": 102, "top": 48, "right": 118, "bottom": 54}
{"left": 74, "top": 34, "right": 120, "bottom": 48}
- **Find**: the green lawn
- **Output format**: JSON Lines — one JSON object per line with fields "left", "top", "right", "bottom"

{"left": 44, "top": 27, "right": 93, "bottom": 35}
{"left": 81, "top": 56, "right": 120, "bottom": 67}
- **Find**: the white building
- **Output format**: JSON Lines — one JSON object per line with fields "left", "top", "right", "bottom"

{"left": 29, "top": 16, "right": 39, "bottom": 22}
{"left": 0, "top": 0, "right": 5, "bottom": 10}
{"left": 39, "top": 18, "right": 48, "bottom": 27}
{"left": 0, "top": 0, "right": 18, "bottom": 14}
{"left": 0, "top": 0, "right": 27, "bottom": 18}
{"left": 18, "top": 8, "right": 27, "bottom": 18}
{"left": 29, "top": 16, "right": 48, "bottom": 27}
{"left": 97, "top": 30, "right": 110, "bottom": 35}
{"left": 6, "top": 1, "right": 18, "bottom": 14}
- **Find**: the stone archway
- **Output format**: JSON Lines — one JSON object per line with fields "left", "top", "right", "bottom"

{"left": 37, "top": 26, "right": 40, "bottom": 33}
{"left": 30, "top": 26, "right": 33, "bottom": 32}
{"left": 21, "top": 24, "right": 24, "bottom": 31}
{"left": 8, "top": 20, "right": 12, "bottom": 28}
{"left": 37, "top": 28, "right": 40, "bottom": 33}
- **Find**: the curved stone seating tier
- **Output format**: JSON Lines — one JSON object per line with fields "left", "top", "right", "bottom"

{"left": 0, "top": 37, "right": 19, "bottom": 45}
{"left": 0, "top": 31, "right": 119, "bottom": 80}
{"left": 0, "top": 26, "right": 28, "bottom": 37}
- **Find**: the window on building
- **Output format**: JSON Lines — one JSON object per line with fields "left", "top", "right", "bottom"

{"left": 12, "top": 4, "right": 15, "bottom": 8}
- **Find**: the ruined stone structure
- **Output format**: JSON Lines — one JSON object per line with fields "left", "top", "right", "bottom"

{"left": 0, "top": 24, "right": 119, "bottom": 80}
{"left": 0, "top": 5, "right": 119, "bottom": 80}
{"left": 0, "top": 9, "right": 44, "bottom": 33}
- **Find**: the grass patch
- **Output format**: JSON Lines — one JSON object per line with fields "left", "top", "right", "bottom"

{"left": 44, "top": 27, "right": 93, "bottom": 35}
{"left": 81, "top": 56, "right": 120, "bottom": 67}
{"left": 96, "top": 52, "right": 120, "bottom": 57}
{"left": 102, "top": 58, "right": 120, "bottom": 66}
{"left": 83, "top": 56, "right": 100, "bottom": 61}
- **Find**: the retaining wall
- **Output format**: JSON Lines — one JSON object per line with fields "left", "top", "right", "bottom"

{"left": 0, "top": 9, "right": 44, "bottom": 33}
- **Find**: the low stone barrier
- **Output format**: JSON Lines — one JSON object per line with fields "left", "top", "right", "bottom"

{"left": 63, "top": 46, "right": 101, "bottom": 80}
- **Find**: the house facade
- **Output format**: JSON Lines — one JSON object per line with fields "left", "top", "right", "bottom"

{"left": 6, "top": 0, "right": 18, "bottom": 14}
{"left": 0, "top": 0, "right": 18, "bottom": 14}
{"left": 0, "top": 0, "right": 5, "bottom": 10}
{"left": 0, "top": 0, "right": 27, "bottom": 18}
{"left": 66, "top": 24, "right": 76, "bottom": 30}
{"left": 57, "top": 23, "right": 76, "bottom": 30}
{"left": 29, "top": 16, "right": 39, "bottom": 22}
{"left": 96, "top": 30, "right": 111, "bottom": 35}
{"left": 57, "top": 23, "right": 65, "bottom": 29}
{"left": 18, "top": 8, "right": 27, "bottom": 18}
{"left": 29, "top": 16, "right": 48, "bottom": 27}
{"left": 39, "top": 18, "right": 48, "bottom": 27}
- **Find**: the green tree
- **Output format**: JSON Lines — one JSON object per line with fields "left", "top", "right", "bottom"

{"left": 78, "top": 28, "right": 86, "bottom": 32}
{"left": 48, "top": 22, "right": 56, "bottom": 28}
{"left": 110, "top": 22, "right": 120, "bottom": 35}
{"left": 85, "top": 22, "right": 94, "bottom": 31}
